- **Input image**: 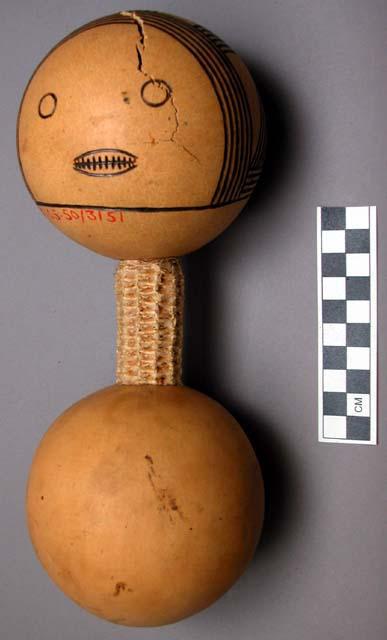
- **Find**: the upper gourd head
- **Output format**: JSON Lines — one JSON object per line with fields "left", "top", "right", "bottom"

{"left": 17, "top": 11, "right": 265, "bottom": 259}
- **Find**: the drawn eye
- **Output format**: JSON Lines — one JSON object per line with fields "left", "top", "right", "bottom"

{"left": 38, "top": 93, "right": 57, "bottom": 118}
{"left": 140, "top": 80, "right": 171, "bottom": 108}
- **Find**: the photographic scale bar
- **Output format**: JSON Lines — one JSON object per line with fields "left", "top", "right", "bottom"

{"left": 317, "top": 206, "right": 377, "bottom": 445}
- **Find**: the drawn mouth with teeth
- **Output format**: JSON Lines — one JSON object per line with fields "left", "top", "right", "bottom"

{"left": 73, "top": 149, "right": 138, "bottom": 177}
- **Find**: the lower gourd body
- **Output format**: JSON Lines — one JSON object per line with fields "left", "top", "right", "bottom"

{"left": 27, "top": 384, "right": 264, "bottom": 626}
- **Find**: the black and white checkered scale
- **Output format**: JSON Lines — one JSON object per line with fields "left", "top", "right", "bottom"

{"left": 318, "top": 206, "right": 376, "bottom": 443}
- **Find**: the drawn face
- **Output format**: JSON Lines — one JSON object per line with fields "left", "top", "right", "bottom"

{"left": 17, "top": 12, "right": 264, "bottom": 258}
{"left": 18, "top": 19, "right": 226, "bottom": 206}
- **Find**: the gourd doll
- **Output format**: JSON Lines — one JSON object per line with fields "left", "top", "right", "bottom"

{"left": 17, "top": 11, "right": 266, "bottom": 627}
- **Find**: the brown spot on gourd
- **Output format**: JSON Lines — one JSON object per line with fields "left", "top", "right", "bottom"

{"left": 169, "top": 497, "right": 178, "bottom": 511}
{"left": 121, "top": 91, "right": 130, "bottom": 104}
{"left": 113, "top": 581, "right": 129, "bottom": 596}
{"left": 145, "top": 457, "right": 185, "bottom": 522}
{"left": 24, "top": 381, "right": 264, "bottom": 625}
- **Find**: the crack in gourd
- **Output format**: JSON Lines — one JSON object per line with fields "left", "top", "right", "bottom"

{"left": 120, "top": 11, "right": 200, "bottom": 163}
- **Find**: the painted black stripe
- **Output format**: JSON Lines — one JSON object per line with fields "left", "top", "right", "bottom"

{"left": 141, "top": 14, "right": 233, "bottom": 206}
{"left": 241, "top": 165, "right": 264, "bottom": 182}
{"left": 188, "top": 20, "right": 253, "bottom": 201}
{"left": 238, "top": 100, "right": 266, "bottom": 199}
{"left": 242, "top": 179, "right": 262, "bottom": 189}
{"left": 169, "top": 16, "right": 252, "bottom": 202}
{"left": 195, "top": 27, "right": 254, "bottom": 200}
{"left": 60, "top": 11, "right": 235, "bottom": 204}
{"left": 244, "top": 170, "right": 264, "bottom": 182}
{"left": 216, "top": 55, "right": 254, "bottom": 200}
{"left": 246, "top": 164, "right": 264, "bottom": 174}
{"left": 22, "top": 12, "right": 254, "bottom": 207}
{"left": 143, "top": 13, "right": 252, "bottom": 204}
{"left": 194, "top": 23, "right": 235, "bottom": 55}
{"left": 220, "top": 53, "right": 249, "bottom": 201}
{"left": 142, "top": 14, "right": 239, "bottom": 204}
{"left": 239, "top": 187, "right": 259, "bottom": 199}
{"left": 241, "top": 167, "right": 264, "bottom": 190}
{"left": 254, "top": 118, "right": 266, "bottom": 169}
{"left": 240, "top": 177, "right": 262, "bottom": 191}
{"left": 50, "top": 12, "right": 253, "bottom": 205}
{"left": 241, "top": 173, "right": 263, "bottom": 187}
{"left": 36, "top": 199, "right": 245, "bottom": 213}
{"left": 245, "top": 172, "right": 263, "bottom": 180}
{"left": 248, "top": 107, "right": 265, "bottom": 171}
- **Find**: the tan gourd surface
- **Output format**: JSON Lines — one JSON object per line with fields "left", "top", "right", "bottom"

{"left": 20, "top": 10, "right": 265, "bottom": 628}
{"left": 27, "top": 384, "right": 264, "bottom": 627}
{"left": 17, "top": 11, "right": 265, "bottom": 259}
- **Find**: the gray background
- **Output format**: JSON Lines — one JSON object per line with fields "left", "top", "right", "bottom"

{"left": 1, "top": 1, "right": 386, "bottom": 638}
